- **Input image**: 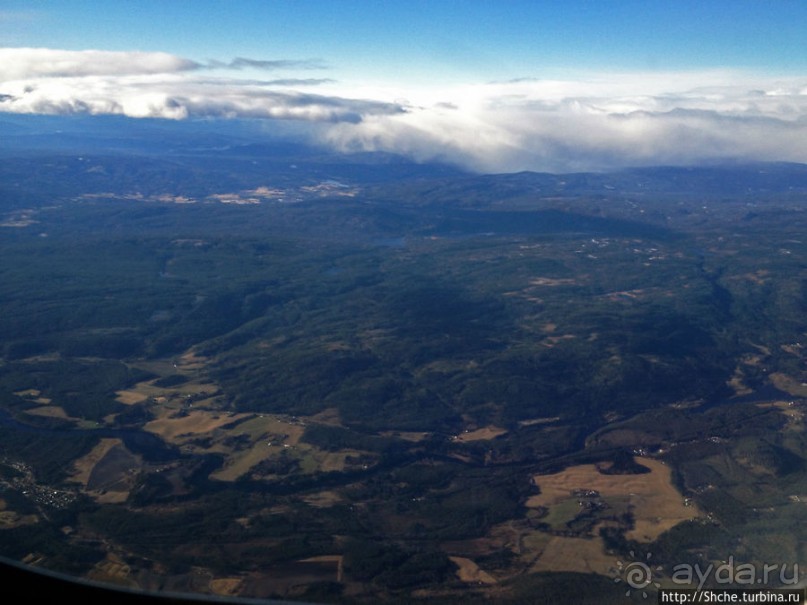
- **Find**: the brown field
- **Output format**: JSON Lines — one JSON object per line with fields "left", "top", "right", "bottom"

{"left": 300, "top": 490, "right": 345, "bottom": 508}
{"left": 521, "top": 530, "right": 553, "bottom": 555}
{"left": 178, "top": 350, "right": 208, "bottom": 371}
{"left": 319, "top": 451, "right": 362, "bottom": 472}
{"left": 13, "top": 389, "right": 52, "bottom": 404}
{"left": 0, "top": 500, "right": 39, "bottom": 528}
{"left": 203, "top": 415, "right": 310, "bottom": 481}
{"left": 210, "top": 440, "right": 277, "bottom": 482}
{"left": 449, "top": 557, "right": 498, "bottom": 585}
{"left": 120, "top": 378, "right": 219, "bottom": 402}
{"left": 527, "top": 458, "right": 698, "bottom": 543}
{"left": 95, "top": 350, "right": 390, "bottom": 484}
{"left": 456, "top": 426, "right": 508, "bottom": 442}
{"left": 727, "top": 367, "right": 754, "bottom": 397}
{"left": 144, "top": 411, "right": 251, "bottom": 442}
{"left": 23, "top": 405, "right": 70, "bottom": 419}
{"left": 770, "top": 373, "right": 807, "bottom": 397}
{"left": 116, "top": 377, "right": 218, "bottom": 408}
{"left": 70, "top": 438, "right": 142, "bottom": 503}
{"left": 87, "top": 553, "right": 136, "bottom": 587}
{"left": 209, "top": 578, "right": 243, "bottom": 596}
{"left": 487, "top": 520, "right": 526, "bottom": 555}
{"left": 141, "top": 407, "right": 352, "bottom": 482}
{"left": 71, "top": 439, "right": 123, "bottom": 486}
{"left": 119, "top": 350, "right": 219, "bottom": 414}
{"left": 518, "top": 416, "right": 560, "bottom": 428}
{"left": 229, "top": 415, "right": 306, "bottom": 444}
{"left": 115, "top": 390, "right": 149, "bottom": 405}
{"left": 529, "top": 534, "right": 616, "bottom": 576}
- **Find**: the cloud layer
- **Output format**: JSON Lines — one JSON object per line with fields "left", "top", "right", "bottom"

{"left": 1, "top": 47, "right": 807, "bottom": 172}
{"left": 325, "top": 75, "right": 807, "bottom": 172}
{"left": 0, "top": 48, "right": 402, "bottom": 123}
{"left": 0, "top": 47, "right": 199, "bottom": 79}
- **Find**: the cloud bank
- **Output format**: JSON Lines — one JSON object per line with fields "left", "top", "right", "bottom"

{"left": 0, "top": 48, "right": 402, "bottom": 123}
{"left": 1, "top": 47, "right": 807, "bottom": 172}
{"left": 0, "top": 47, "right": 200, "bottom": 79}
{"left": 325, "top": 75, "right": 807, "bottom": 172}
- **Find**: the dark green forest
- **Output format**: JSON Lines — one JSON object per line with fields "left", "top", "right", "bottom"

{"left": 2, "top": 147, "right": 807, "bottom": 602}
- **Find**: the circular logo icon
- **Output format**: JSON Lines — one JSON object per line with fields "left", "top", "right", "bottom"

{"left": 624, "top": 561, "right": 653, "bottom": 589}
{"left": 613, "top": 551, "right": 663, "bottom": 599}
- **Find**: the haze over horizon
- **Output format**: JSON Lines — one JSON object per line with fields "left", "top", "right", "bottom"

{"left": 2, "top": 0, "right": 807, "bottom": 173}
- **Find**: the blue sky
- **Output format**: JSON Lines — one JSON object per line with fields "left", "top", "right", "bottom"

{"left": 1, "top": 1, "right": 807, "bottom": 171}
{"left": 4, "top": 1, "right": 807, "bottom": 79}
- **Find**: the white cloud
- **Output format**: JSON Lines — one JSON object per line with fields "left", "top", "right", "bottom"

{"left": 0, "top": 48, "right": 402, "bottom": 122}
{"left": 0, "top": 47, "right": 199, "bottom": 80}
{"left": 213, "top": 57, "right": 329, "bottom": 71}
{"left": 1, "top": 48, "right": 807, "bottom": 172}
{"left": 322, "top": 73, "right": 807, "bottom": 172}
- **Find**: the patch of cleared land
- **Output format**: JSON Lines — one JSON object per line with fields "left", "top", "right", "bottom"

{"left": 87, "top": 553, "right": 136, "bottom": 587}
{"left": 727, "top": 366, "right": 754, "bottom": 397}
{"left": 13, "top": 389, "right": 52, "bottom": 404}
{"left": 770, "top": 373, "right": 807, "bottom": 398}
{"left": 188, "top": 412, "right": 359, "bottom": 482}
{"left": 116, "top": 378, "right": 219, "bottom": 407}
{"left": 209, "top": 578, "right": 243, "bottom": 597}
{"left": 455, "top": 426, "right": 508, "bottom": 442}
{"left": 327, "top": 451, "right": 365, "bottom": 472}
{"left": 527, "top": 458, "right": 697, "bottom": 542}
{"left": 15, "top": 388, "right": 85, "bottom": 423}
{"left": 300, "top": 490, "right": 345, "bottom": 508}
{"left": 178, "top": 349, "right": 208, "bottom": 371}
{"left": 70, "top": 438, "right": 142, "bottom": 503}
{"left": 24, "top": 405, "right": 70, "bottom": 419}
{"left": 124, "top": 353, "right": 379, "bottom": 483}
{"left": 115, "top": 390, "right": 149, "bottom": 405}
{"left": 495, "top": 457, "right": 701, "bottom": 577}
{"left": 210, "top": 439, "right": 278, "bottom": 482}
{"left": 208, "top": 415, "right": 308, "bottom": 481}
{"left": 71, "top": 439, "right": 123, "bottom": 486}
{"left": 517, "top": 417, "right": 560, "bottom": 428}
{"left": 144, "top": 411, "right": 251, "bottom": 442}
{"left": 529, "top": 534, "right": 616, "bottom": 576}
{"left": 449, "top": 556, "right": 497, "bottom": 585}
{"left": 0, "top": 500, "right": 39, "bottom": 528}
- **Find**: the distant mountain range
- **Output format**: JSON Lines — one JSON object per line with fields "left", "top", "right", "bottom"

{"left": 2, "top": 113, "right": 807, "bottom": 198}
